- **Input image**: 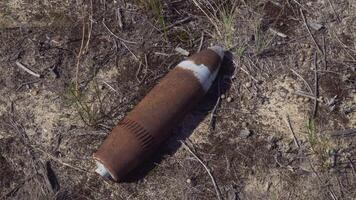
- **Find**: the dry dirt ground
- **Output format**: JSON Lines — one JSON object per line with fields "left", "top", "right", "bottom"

{"left": 0, "top": 0, "right": 355, "bottom": 199}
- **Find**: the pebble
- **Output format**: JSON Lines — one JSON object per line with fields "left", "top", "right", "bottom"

{"left": 227, "top": 97, "right": 233, "bottom": 102}
{"left": 221, "top": 94, "right": 226, "bottom": 99}
{"left": 227, "top": 189, "right": 239, "bottom": 200}
{"left": 297, "top": 97, "right": 304, "bottom": 103}
{"left": 241, "top": 122, "right": 248, "bottom": 128}
{"left": 307, "top": 48, "right": 313, "bottom": 57}
{"left": 239, "top": 129, "right": 252, "bottom": 138}
{"left": 267, "top": 136, "right": 279, "bottom": 150}
{"left": 245, "top": 82, "right": 252, "bottom": 88}
{"left": 318, "top": 96, "right": 324, "bottom": 103}
{"left": 186, "top": 178, "right": 196, "bottom": 186}
{"left": 299, "top": 54, "right": 305, "bottom": 63}
{"left": 30, "top": 89, "right": 39, "bottom": 96}
{"left": 279, "top": 88, "right": 288, "bottom": 98}
{"left": 175, "top": 47, "right": 190, "bottom": 56}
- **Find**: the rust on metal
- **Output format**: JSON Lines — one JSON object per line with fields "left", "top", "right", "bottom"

{"left": 93, "top": 46, "right": 224, "bottom": 181}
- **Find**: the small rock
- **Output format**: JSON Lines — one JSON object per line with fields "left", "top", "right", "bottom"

{"left": 221, "top": 94, "right": 226, "bottom": 99}
{"left": 241, "top": 122, "right": 248, "bottom": 128}
{"left": 318, "top": 96, "right": 324, "bottom": 103}
{"left": 267, "top": 136, "right": 278, "bottom": 150}
{"left": 268, "top": 135, "right": 278, "bottom": 143}
{"left": 245, "top": 82, "right": 252, "bottom": 88}
{"left": 264, "top": 182, "right": 272, "bottom": 192}
{"left": 308, "top": 21, "right": 324, "bottom": 31}
{"left": 30, "top": 89, "right": 39, "bottom": 96}
{"left": 239, "top": 129, "right": 252, "bottom": 138}
{"left": 303, "top": 97, "right": 310, "bottom": 102}
{"left": 299, "top": 54, "right": 305, "bottom": 62}
{"left": 279, "top": 88, "right": 288, "bottom": 98}
{"left": 297, "top": 96, "right": 304, "bottom": 103}
{"left": 267, "top": 144, "right": 274, "bottom": 150}
{"left": 175, "top": 47, "right": 190, "bottom": 56}
{"left": 227, "top": 189, "right": 239, "bottom": 200}
{"left": 186, "top": 178, "right": 196, "bottom": 186}
{"left": 227, "top": 97, "right": 233, "bottom": 102}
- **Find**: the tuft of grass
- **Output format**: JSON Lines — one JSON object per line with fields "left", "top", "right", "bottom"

{"left": 137, "top": 0, "right": 166, "bottom": 37}
{"left": 306, "top": 119, "right": 333, "bottom": 169}
{"left": 219, "top": 5, "right": 236, "bottom": 49}
{"left": 235, "top": 44, "right": 247, "bottom": 58}
{"left": 254, "top": 22, "right": 275, "bottom": 55}
{"left": 65, "top": 81, "right": 103, "bottom": 127}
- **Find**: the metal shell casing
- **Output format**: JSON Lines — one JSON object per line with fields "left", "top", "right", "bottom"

{"left": 93, "top": 46, "right": 224, "bottom": 181}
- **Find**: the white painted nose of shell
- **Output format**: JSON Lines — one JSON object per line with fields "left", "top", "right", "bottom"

{"left": 177, "top": 46, "right": 224, "bottom": 92}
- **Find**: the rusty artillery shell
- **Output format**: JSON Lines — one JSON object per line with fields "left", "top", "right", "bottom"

{"left": 93, "top": 46, "right": 224, "bottom": 181}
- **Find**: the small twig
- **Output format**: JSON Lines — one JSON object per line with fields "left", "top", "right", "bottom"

{"left": 75, "top": 14, "right": 86, "bottom": 92}
{"left": 312, "top": 51, "right": 319, "bottom": 118}
{"left": 16, "top": 79, "right": 41, "bottom": 91}
{"left": 15, "top": 61, "right": 41, "bottom": 78}
{"left": 35, "top": 147, "right": 91, "bottom": 174}
{"left": 191, "top": 0, "right": 221, "bottom": 37}
{"left": 209, "top": 76, "right": 221, "bottom": 129}
{"left": 102, "top": 20, "right": 137, "bottom": 44}
{"left": 309, "top": 162, "right": 338, "bottom": 200}
{"left": 327, "top": 0, "right": 341, "bottom": 23}
{"left": 294, "top": 91, "right": 323, "bottom": 103}
{"left": 143, "top": 54, "right": 149, "bottom": 82}
{"left": 84, "top": 0, "right": 93, "bottom": 53}
{"left": 300, "top": 9, "right": 323, "bottom": 54}
{"left": 329, "top": 189, "right": 338, "bottom": 200}
{"left": 234, "top": 60, "right": 259, "bottom": 83}
{"left": 135, "top": 63, "right": 143, "bottom": 83}
{"left": 269, "top": 27, "right": 287, "bottom": 38}
{"left": 197, "top": 32, "right": 204, "bottom": 52}
{"left": 292, "top": 0, "right": 302, "bottom": 7}
{"left": 330, "top": 29, "right": 356, "bottom": 56}
{"left": 159, "top": 16, "right": 192, "bottom": 32}
{"left": 135, "top": 55, "right": 149, "bottom": 84}
{"left": 329, "top": 128, "right": 356, "bottom": 138}
{"left": 180, "top": 141, "right": 222, "bottom": 200}
{"left": 103, "top": 20, "right": 140, "bottom": 62}
{"left": 117, "top": 7, "right": 123, "bottom": 29}
{"left": 285, "top": 115, "right": 300, "bottom": 148}
{"left": 102, "top": 81, "right": 119, "bottom": 94}
{"left": 322, "top": 35, "right": 327, "bottom": 70}
{"left": 347, "top": 157, "right": 356, "bottom": 178}
{"left": 209, "top": 97, "right": 221, "bottom": 129}
{"left": 290, "top": 69, "right": 313, "bottom": 94}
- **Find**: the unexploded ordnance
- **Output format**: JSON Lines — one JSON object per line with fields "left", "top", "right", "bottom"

{"left": 93, "top": 46, "right": 224, "bottom": 181}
